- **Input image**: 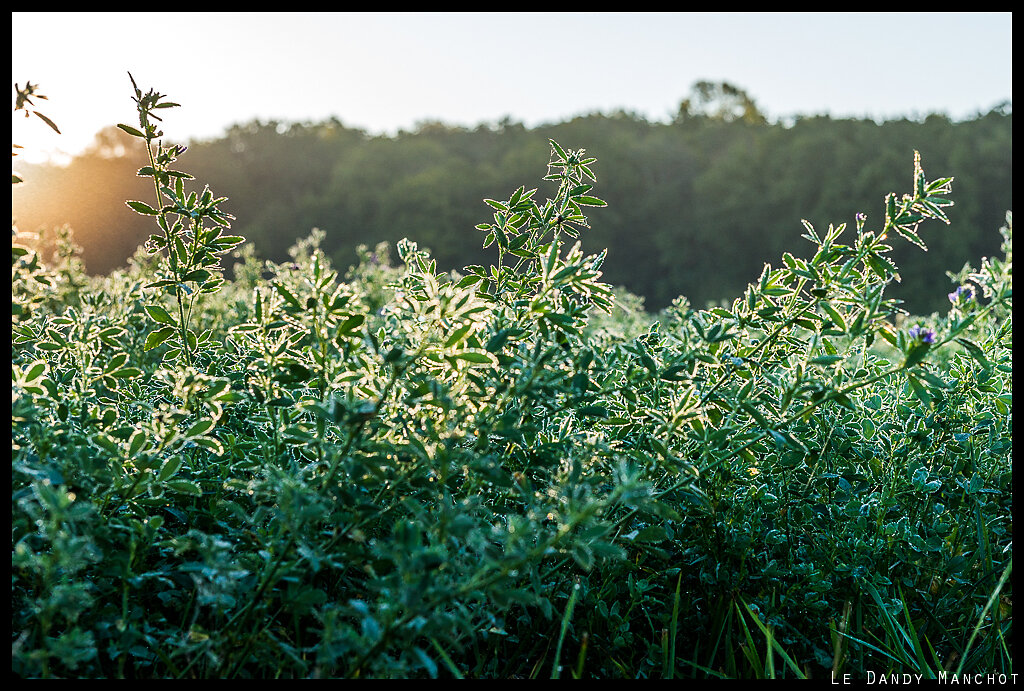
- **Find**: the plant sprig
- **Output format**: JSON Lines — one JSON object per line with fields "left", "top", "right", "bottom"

{"left": 120, "top": 72, "right": 242, "bottom": 369}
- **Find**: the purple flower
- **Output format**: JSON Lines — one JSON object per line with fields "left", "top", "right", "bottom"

{"left": 948, "top": 285, "right": 974, "bottom": 304}
{"left": 908, "top": 325, "right": 936, "bottom": 344}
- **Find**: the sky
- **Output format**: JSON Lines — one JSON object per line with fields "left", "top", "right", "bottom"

{"left": 12, "top": 12, "right": 1013, "bottom": 165}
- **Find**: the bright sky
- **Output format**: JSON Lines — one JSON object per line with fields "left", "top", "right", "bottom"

{"left": 12, "top": 12, "right": 1013, "bottom": 164}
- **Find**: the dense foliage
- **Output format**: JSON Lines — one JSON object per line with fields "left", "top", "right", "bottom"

{"left": 12, "top": 78, "right": 1012, "bottom": 679}
{"left": 12, "top": 81, "right": 1012, "bottom": 315}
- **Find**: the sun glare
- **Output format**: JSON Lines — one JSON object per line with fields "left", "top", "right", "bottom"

{"left": 12, "top": 111, "right": 72, "bottom": 166}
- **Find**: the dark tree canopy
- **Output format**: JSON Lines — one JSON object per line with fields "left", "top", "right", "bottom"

{"left": 12, "top": 82, "right": 1011, "bottom": 315}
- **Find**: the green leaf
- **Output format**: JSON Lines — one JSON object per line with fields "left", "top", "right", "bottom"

{"left": 955, "top": 338, "right": 992, "bottom": 369}
{"left": 740, "top": 400, "right": 770, "bottom": 429}
{"left": 903, "top": 342, "right": 931, "bottom": 369}
{"left": 273, "top": 282, "right": 301, "bottom": 308}
{"left": 166, "top": 480, "right": 202, "bottom": 496}
{"left": 117, "top": 123, "right": 146, "bottom": 138}
{"left": 866, "top": 254, "right": 901, "bottom": 282}
{"left": 809, "top": 355, "right": 844, "bottom": 366}
{"left": 211, "top": 235, "right": 245, "bottom": 249}
{"left": 158, "top": 456, "right": 183, "bottom": 482}
{"left": 485, "top": 329, "right": 512, "bottom": 352}
{"left": 634, "top": 525, "right": 670, "bottom": 543}
{"left": 590, "top": 540, "right": 626, "bottom": 560}
{"left": 144, "top": 326, "right": 176, "bottom": 351}
{"left": 189, "top": 437, "right": 224, "bottom": 455}
{"left": 182, "top": 269, "right": 211, "bottom": 283}
{"left": 126, "top": 200, "right": 158, "bottom": 215}
{"left": 184, "top": 419, "right": 216, "bottom": 438}
{"left": 918, "top": 371, "right": 950, "bottom": 390}
{"left": 145, "top": 304, "right": 176, "bottom": 325}
{"left": 97, "top": 326, "right": 127, "bottom": 345}
{"left": 445, "top": 322, "right": 472, "bottom": 348}
{"left": 508, "top": 232, "right": 530, "bottom": 251}
{"left": 768, "top": 429, "right": 805, "bottom": 451}
{"left": 455, "top": 274, "right": 482, "bottom": 289}
{"left": 832, "top": 392, "right": 856, "bottom": 410}
{"left": 23, "top": 361, "right": 47, "bottom": 382}
{"left": 103, "top": 352, "right": 129, "bottom": 373}
{"left": 128, "top": 430, "right": 148, "bottom": 457}
{"left": 893, "top": 224, "right": 928, "bottom": 251}
{"left": 336, "top": 314, "right": 365, "bottom": 335}
{"left": 820, "top": 302, "right": 847, "bottom": 331}
{"left": 93, "top": 433, "right": 119, "bottom": 454}
{"left": 660, "top": 365, "right": 690, "bottom": 381}
{"left": 570, "top": 544, "right": 594, "bottom": 571}
{"left": 907, "top": 374, "right": 931, "bottom": 405}
{"left": 452, "top": 351, "right": 494, "bottom": 364}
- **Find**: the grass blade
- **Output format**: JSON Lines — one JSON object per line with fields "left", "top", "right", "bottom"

{"left": 551, "top": 580, "right": 580, "bottom": 679}
{"left": 956, "top": 558, "right": 1012, "bottom": 676}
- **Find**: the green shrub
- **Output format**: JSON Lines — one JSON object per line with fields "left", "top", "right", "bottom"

{"left": 12, "top": 76, "right": 1011, "bottom": 679}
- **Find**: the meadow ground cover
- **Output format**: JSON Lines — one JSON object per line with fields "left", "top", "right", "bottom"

{"left": 12, "top": 77, "right": 1012, "bottom": 679}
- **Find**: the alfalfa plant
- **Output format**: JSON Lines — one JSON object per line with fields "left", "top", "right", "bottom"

{"left": 119, "top": 72, "right": 243, "bottom": 369}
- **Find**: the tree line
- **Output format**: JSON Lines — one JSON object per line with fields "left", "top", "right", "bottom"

{"left": 12, "top": 82, "right": 1011, "bottom": 315}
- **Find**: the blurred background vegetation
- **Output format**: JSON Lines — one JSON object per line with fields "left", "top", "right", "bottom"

{"left": 11, "top": 81, "right": 1011, "bottom": 316}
